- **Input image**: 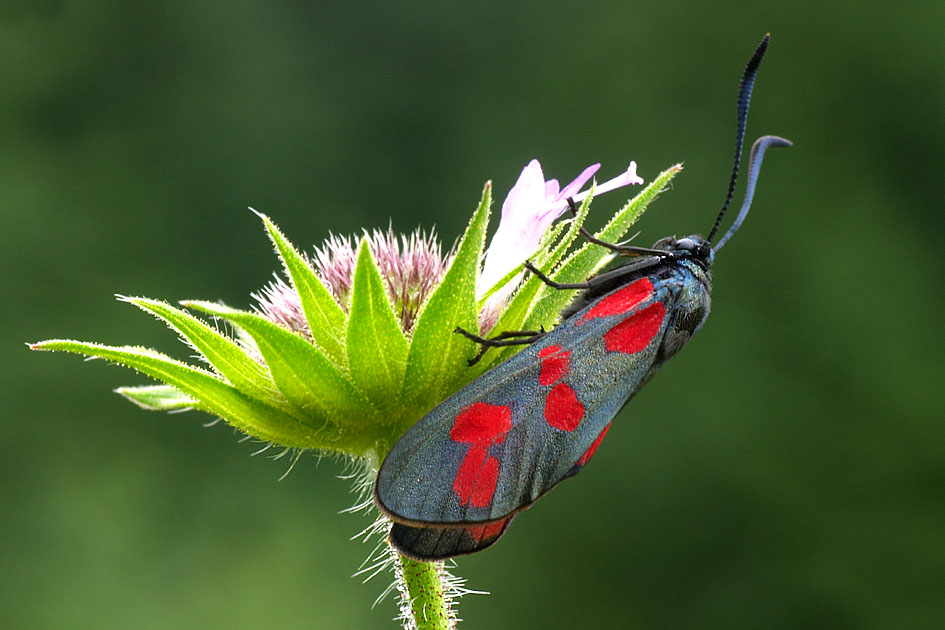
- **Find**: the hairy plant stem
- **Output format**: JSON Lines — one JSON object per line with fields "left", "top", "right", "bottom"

{"left": 399, "top": 554, "right": 452, "bottom": 629}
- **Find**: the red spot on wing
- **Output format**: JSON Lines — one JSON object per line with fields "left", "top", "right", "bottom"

{"left": 466, "top": 518, "right": 509, "bottom": 543}
{"left": 482, "top": 518, "right": 507, "bottom": 538}
{"left": 538, "top": 345, "right": 571, "bottom": 385}
{"left": 577, "top": 422, "right": 611, "bottom": 467}
{"left": 579, "top": 277, "right": 654, "bottom": 323}
{"left": 603, "top": 301, "right": 666, "bottom": 354}
{"left": 451, "top": 402, "right": 512, "bottom": 508}
{"left": 450, "top": 402, "right": 512, "bottom": 447}
{"left": 544, "top": 382, "right": 584, "bottom": 432}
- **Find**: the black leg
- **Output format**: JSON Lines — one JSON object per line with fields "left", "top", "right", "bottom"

{"left": 565, "top": 197, "right": 668, "bottom": 257}
{"left": 523, "top": 261, "right": 590, "bottom": 290}
{"left": 566, "top": 198, "right": 628, "bottom": 253}
{"left": 455, "top": 327, "right": 545, "bottom": 365}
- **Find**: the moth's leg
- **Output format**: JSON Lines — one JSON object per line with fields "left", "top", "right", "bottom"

{"left": 454, "top": 327, "right": 545, "bottom": 366}
{"left": 565, "top": 197, "right": 667, "bottom": 257}
{"left": 523, "top": 261, "right": 590, "bottom": 290}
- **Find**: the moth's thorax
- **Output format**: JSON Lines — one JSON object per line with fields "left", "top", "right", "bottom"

{"left": 658, "top": 258, "right": 712, "bottom": 362}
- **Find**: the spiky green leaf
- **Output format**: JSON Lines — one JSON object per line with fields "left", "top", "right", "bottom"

{"left": 182, "top": 301, "right": 372, "bottom": 423}
{"left": 115, "top": 384, "right": 196, "bottom": 411}
{"left": 401, "top": 183, "right": 491, "bottom": 413}
{"left": 346, "top": 239, "right": 409, "bottom": 408}
{"left": 31, "top": 340, "right": 328, "bottom": 448}
{"left": 255, "top": 210, "right": 348, "bottom": 364}
{"left": 120, "top": 296, "right": 282, "bottom": 407}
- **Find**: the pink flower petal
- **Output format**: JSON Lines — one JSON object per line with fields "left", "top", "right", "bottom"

{"left": 571, "top": 162, "right": 642, "bottom": 204}
{"left": 500, "top": 159, "right": 545, "bottom": 221}
{"left": 558, "top": 163, "right": 600, "bottom": 201}
{"left": 478, "top": 159, "right": 643, "bottom": 302}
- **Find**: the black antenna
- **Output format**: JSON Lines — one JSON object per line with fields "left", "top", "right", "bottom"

{"left": 705, "top": 33, "right": 770, "bottom": 245}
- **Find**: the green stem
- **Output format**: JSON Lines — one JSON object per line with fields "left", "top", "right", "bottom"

{"left": 399, "top": 554, "right": 452, "bottom": 630}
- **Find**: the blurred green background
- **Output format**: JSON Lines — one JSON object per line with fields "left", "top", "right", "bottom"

{"left": 5, "top": 2, "right": 944, "bottom": 628}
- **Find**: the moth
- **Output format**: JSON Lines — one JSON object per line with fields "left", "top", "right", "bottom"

{"left": 375, "top": 34, "right": 789, "bottom": 560}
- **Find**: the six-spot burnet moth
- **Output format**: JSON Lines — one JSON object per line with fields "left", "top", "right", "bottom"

{"left": 374, "top": 34, "right": 791, "bottom": 560}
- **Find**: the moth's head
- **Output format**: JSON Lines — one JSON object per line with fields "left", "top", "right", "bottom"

{"left": 652, "top": 235, "right": 714, "bottom": 266}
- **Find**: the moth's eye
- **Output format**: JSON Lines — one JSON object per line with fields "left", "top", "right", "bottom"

{"left": 676, "top": 238, "right": 695, "bottom": 250}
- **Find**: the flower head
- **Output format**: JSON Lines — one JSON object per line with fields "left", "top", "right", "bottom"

{"left": 32, "top": 159, "right": 681, "bottom": 629}
{"left": 256, "top": 227, "right": 447, "bottom": 335}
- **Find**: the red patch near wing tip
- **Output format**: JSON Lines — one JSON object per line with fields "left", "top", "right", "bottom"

{"left": 577, "top": 422, "right": 611, "bottom": 467}
{"left": 538, "top": 345, "right": 571, "bottom": 386}
{"left": 544, "top": 382, "right": 584, "bottom": 431}
{"left": 579, "top": 277, "right": 654, "bottom": 323}
{"left": 603, "top": 301, "right": 666, "bottom": 354}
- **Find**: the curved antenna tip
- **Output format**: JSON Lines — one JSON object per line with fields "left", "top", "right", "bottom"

{"left": 755, "top": 134, "right": 793, "bottom": 151}
{"left": 711, "top": 134, "right": 791, "bottom": 253}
